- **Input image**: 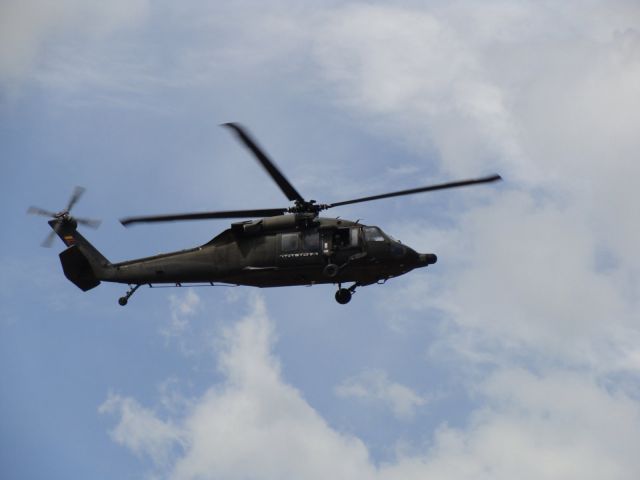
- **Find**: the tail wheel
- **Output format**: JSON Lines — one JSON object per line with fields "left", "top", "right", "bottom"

{"left": 335, "top": 288, "right": 352, "bottom": 304}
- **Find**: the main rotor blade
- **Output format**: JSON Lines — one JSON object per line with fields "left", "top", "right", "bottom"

{"left": 120, "top": 208, "right": 288, "bottom": 226}
{"left": 222, "top": 123, "right": 305, "bottom": 203}
{"left": 327, "top": 174, "right": 502, "bottom": 209}
{"left": 66, "top": 186, "right": 86, "bottom": 212}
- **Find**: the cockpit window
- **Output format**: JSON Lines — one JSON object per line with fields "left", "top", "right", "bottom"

{"left": 363, "top": 227, "right": 385, "bottom": 242}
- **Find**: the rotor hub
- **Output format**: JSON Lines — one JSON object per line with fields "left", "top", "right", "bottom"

{"left": 289, "top": 199, "right": 329, "bottom": 216}
{"left": 28, "top": 186, "right": 101, "bottom": 247}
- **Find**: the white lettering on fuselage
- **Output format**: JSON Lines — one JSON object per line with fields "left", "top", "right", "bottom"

{"left": 279, "top": 252, "right": 320, "bottom": 259}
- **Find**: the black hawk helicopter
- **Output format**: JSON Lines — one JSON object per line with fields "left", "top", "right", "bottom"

{"left": 29, "top": 123, "right": 501, "bottom": 305}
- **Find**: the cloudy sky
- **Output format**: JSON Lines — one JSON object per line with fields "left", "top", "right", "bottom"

{"left": 2, "top": 1, "right": 640, "bottom": 478}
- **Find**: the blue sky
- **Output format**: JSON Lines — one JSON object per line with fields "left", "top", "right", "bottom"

{"left": 2, "top": 1, "right": 640, "bottom": 479}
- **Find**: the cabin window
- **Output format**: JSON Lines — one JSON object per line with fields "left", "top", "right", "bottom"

{"left": 281, "top": 233, "right": 300, "bottom": 252}
{"left": 303, "top": 231, "right": 320, "bottom": 251}
{"left": 363, "top": 226, "right": 385, "bottom": 242}
{"left": 332, "top": 228, "right": 350, "bottom": 248}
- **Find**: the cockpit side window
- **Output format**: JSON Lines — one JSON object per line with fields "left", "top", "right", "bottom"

{"left": 363, "top": 226, "right": 385, "bottom": 242}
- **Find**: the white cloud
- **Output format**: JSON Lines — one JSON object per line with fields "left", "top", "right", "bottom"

{"left": 384, "top": 199, "right": 640, "bottom": 377}
{"left": 162, "top": 289, "right": 201, "bottom": 340}
{"left": 101, "top": 298, "right": 640, "bottom": 479}
{"left": 99, "top": 393, "right": 184, "bottom": 467}
{"left": 379, "top": 368, "right": 640, "bottom": 480}
{"left": 0, "top": 0, "right": 149, "bottom": 89}
{"left": 406, "top": 191, "right": 637, "bottom": 371}
{"left": 313, "top": 3, "right": 524, "bottom": 178}
{"left": 313, "top": 1, "right": 640, "bottom": 188}
{"left": 318, "top": 0, "right": 640, "bottom": 373}
{"left": 103, "top": 296, "right": 374, "bottom": 479}
{"left": 171, "top": 295, "right": 374, "bottom": 480}
{"left": 311, "top": 1, "right": 640, "bottom": 293}
{"left": 335, "top": 369, "right": 427, "bottom": 420}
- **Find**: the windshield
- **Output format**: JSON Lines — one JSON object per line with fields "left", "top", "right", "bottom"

{"left": 363, "top": 226, "right": 385, "bottom": 242}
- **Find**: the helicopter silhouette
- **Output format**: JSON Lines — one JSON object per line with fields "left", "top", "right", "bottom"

{"left": 29, "top": 123, "right": 501, "bottom": 305}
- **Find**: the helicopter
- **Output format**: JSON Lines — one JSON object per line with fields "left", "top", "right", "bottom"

{"left": 29, "top": 123, "right": 501, "bottom": 305}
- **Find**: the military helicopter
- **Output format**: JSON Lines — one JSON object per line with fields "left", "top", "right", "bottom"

{"left": 29, "top": 123, "right": 501, "bottom": 305}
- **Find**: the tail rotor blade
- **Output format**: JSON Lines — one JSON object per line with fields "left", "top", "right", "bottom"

{"left": 66, "top": 186, "right": 86, "bottom": 212}
{"left": 41, "top": 230, "right": 57, "bottom": 248}
{"left": 76, "top": 217, "right": 102, "bottom": 229}
{"left": 28, "top": 206, "right": 56, "bottom": 217}
{"left": 29, "top": 187, "right": 100, "bottom": 247}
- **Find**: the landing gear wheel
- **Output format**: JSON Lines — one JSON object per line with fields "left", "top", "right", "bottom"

{"left": 335, "top": 288, "right": 352, "bottom": 304}
{"left": 118, "top": 284, "right": 141, "bottom": 306}
{"left": 323, "top": 263, "right": 339, "bottom": 278}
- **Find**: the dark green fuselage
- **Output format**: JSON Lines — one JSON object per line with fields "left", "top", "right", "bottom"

{"left": 55, "top": 215, "right": 436, "bottom": 291}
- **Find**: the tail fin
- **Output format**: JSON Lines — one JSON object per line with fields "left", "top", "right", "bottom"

{"left": 50, "top": 219, "right": 112, "bottom": 291}
{"left": 59, "top": 246, "right": 101, "bottom": 291}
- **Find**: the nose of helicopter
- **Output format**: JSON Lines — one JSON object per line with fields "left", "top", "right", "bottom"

{"left": 417, "top": 253, "right": 437, "bottom": 267}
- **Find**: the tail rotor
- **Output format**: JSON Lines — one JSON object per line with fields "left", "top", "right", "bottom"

{"left": 28, "top": 186, "right": 101, "bottom": 247}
